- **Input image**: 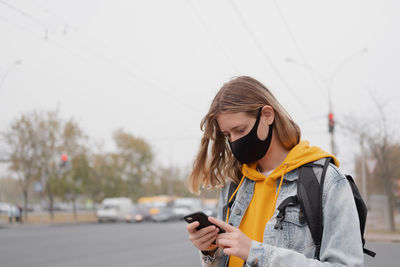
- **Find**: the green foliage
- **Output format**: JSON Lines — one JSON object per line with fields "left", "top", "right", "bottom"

{"left": 147, "top": 165, "right": 198, "bottom": 198}
{"left": 111, "top": 129, "right": 154, "bottom": 201}
{"left": 1, "top": 109, "right": 201, "bottom": 210}
{"left": 1, "top": 111, "right": 46, "bottom": 219}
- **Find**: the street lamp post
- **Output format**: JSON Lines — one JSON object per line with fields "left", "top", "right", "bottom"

{"left": 0, "top": 60, "right": 22, "bottom": 91}
{"left": 286, "top": 48, "right": 367, "bottom": 155}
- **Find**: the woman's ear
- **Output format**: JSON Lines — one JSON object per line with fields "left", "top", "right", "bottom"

{"left": 261, "top": 105, "right": 274, "bottom": 125}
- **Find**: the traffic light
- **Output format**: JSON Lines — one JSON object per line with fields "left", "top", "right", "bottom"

{"left": 61, "top": 153, "right": 68, "bottom": 167}
{"left": 328, "top": 112, "right": 334, "bottom": 133}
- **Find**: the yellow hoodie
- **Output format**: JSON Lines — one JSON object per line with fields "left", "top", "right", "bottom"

{"left": 227, "top": 141, "right": 339, "bottom": 267}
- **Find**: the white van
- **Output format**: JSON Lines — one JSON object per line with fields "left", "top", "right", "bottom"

{"left": 96, "top": 197, "right": 133, "bottom": 222}
{"left": 172, "top": 198, "right": 202, "bottom": 220}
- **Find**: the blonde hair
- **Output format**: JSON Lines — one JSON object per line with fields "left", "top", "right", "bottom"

{"left": 188, "top": 76, "right": 301, "bottom": 193}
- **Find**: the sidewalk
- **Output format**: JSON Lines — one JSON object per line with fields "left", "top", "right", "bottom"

{"left": 365, "top": 231, "right": 400, "bottom": 243}
{"left": 0, "top": 218, "right": 10, "bottom": 228}
{"left": 0, "top": 211, "right": 97, "bottom": 228}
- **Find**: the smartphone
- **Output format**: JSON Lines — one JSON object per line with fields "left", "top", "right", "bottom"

{"left": 184, "top": 211, "right": 225, "bottom": 233}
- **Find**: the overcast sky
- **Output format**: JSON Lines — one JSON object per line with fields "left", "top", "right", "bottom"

{"left": 1, "top": 0, "right": 399, "bottom": 175}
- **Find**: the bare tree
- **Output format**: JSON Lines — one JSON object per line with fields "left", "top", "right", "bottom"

{"left": 35, "top": 110, "right": 63, "bottom": 219}
{"left": 112, "top": 129, "right": 153, "bottom": 201}
{"left": 58, "top": 119, "right": 88, "bottom": 219}
{"left": 1, "top": 112, "right": 41, "bottom": 221}
{"left": 340, "top": 95, "right": 399, "bottom": 231}
{"left": 366, "top": 96, "right": 398, "bottom": 231}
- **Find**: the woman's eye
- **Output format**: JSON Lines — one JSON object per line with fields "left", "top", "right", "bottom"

{"left": 236, "top": 129, "right": 245, "bottom": 134}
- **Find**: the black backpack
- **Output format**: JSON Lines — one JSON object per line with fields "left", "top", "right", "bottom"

{"left": 274, "top": 158, "right": 376, "bottom": 259}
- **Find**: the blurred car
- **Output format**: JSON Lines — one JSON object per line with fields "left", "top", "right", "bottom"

{"left": 172, "top": 204, "right": 192, "bottom": 221}
{"left": 202, "top": 198, "right": 218, "bottom": 217}
{"left": 203, "top": 208, "right": 217, "bottom": 217}
{"left": 151, "top": 206, "right": 175, "bottom": 222}
{"left": 96, "top": 197, "right": 133, "bottom": 223}
{"left": 172, "top": 198, "right": 202, "bottom": 220}
{"left": 0, "top": 202, "right": 10, "bottom": 215}
{"left": 125, "top": 206, "right": 151, "bottom": 223}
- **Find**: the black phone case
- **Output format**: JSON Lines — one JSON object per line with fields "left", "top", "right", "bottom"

{"left": 184, "top": 211, "right": 225, "bottom": 233}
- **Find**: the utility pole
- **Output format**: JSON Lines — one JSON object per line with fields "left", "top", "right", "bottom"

{"left": 286, "top": 48, "right": 368, "bottom": 156}
{"left": 168, "top": 145, "right": 173, "bottom": 196}
{"left": 328, "top": 113, "right": 335, "bottom": 155}
{"left": 328, "top": 97, "right": 335, "bottom": 155}
{"left": 360, "top": 135, "right": 368, "bottom": 205}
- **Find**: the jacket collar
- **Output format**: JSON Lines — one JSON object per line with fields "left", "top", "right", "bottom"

{"left": 282, "top": 168, "right": 299, "bottom": 182}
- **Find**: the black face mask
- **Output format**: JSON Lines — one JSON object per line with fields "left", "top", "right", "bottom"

{"left": 228, "top": 108, "right": 273, "bottom": 164}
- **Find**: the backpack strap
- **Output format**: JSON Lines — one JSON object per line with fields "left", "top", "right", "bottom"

{"left": 274, "top": 195, "right": 299, "bottom": 230}
{"left": 345, "top": 174, "right": 377, "bottom": 258}
{"left": 316, "top": 157, "right": 331, "bottom": 258}
{"left": 277, "top": 158, "right": 376, "bottom": 259}
{"left": 222, "top": 181, "right": 239, "bottom": 222}
{"left": 296, "top": 158, "right": 331, "bottom": 259}
{"left": 364, "top": 248, "right": 376, "bottom": 257}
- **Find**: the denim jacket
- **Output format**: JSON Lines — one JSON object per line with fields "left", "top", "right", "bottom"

{"left": 200, "top": 160, "right": 364, "bottom": 267}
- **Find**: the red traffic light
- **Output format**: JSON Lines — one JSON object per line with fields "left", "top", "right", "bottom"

{"left": 328, "top": 112, "right": 335, "bottom": 133}
{"left": 61, "top": 153, "right": 68, "bottom": 162}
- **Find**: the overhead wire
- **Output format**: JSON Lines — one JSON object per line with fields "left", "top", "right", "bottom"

{"left": 0, "top": 16, "right": 96, "bottom": 65}
{"left": 0, "top": 0, "right": 200, "bottom": 113}
{"left": 228, "top": 0, "right": 312, "bottom": 115}
{"left": 0, "top": 0, "right": 60, "bottom": 39}
{"left": 0, "top": 16, "right": 136, "bottom": 111}
{"left": 31, "top": 0, "right": 78, "bottom": 32}
{"left": 0, "top": 17, "right": 202, "bottom": 164}
{"left": 0, "top": 0, "right": 47, "bottom": 28}
{"left": 30, "top": 0, "right": 130, "bottom": 59}
{"left": 187, "top": 0, "right": 239, "bottom": 73}
{"left": 271, "top": 0, "right": 328, "bottom": 103}
{"left": 28, "top": 0, "right": 202, "bottom": 112}
{"left": 58, "top": 32, "right": 202, "bottom": 113}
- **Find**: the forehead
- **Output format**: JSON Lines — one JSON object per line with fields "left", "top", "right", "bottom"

{"left": 216, "top": 112, "right": 254, "bottom": 132}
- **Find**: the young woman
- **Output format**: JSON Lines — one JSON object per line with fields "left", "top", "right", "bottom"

{"left": 186, "top": 76, "right": 363, "bottom": 267}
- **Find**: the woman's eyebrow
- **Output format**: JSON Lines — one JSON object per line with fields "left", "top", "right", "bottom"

{"left": 221, "top": 125, "right": 244, "bottom": 135}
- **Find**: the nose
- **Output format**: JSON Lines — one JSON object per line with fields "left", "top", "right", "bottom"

{"left": 229, "top": 133, "right": 242, "bottom": 143}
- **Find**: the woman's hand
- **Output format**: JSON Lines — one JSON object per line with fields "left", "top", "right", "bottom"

{"left": 187, "top": 221, "right": 220, "bottom": 252}
{"left": 208, "top": 216, "right": 252, "bottom": 262}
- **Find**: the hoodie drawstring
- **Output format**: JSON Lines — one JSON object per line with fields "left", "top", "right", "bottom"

{"left": 226, "top": 175, "right": 245, "bottom": 222}
{"left": 226, "top": 163, "right": 288, "bottom": 223}
{"left": 269, "top": 163, "right": 288, "bottom": 219}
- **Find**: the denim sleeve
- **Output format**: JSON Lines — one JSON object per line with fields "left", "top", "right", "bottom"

{"left": 199, "top": 185, "right": 228, "bottom": 266}
{"left": 245, "top": 167, "right": 364, "bottom": 267}
{"left": 199, "top": 248, "right": 224, "bottom": 267}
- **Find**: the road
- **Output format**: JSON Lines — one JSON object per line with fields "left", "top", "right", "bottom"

{"left": 0, "top": 221, "right": 398, "bottom": 267}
